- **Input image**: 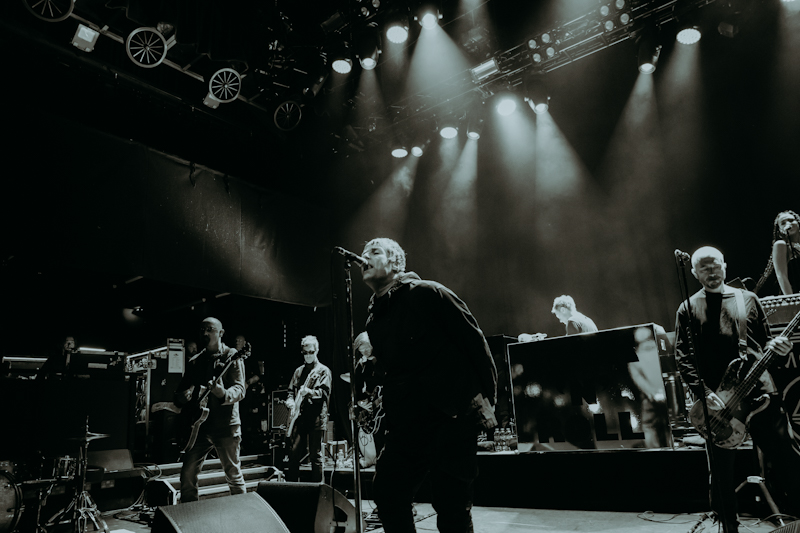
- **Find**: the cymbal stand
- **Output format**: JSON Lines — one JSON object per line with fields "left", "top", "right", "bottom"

{"left": 45, "top": 417, "right": 109, "bottom": 533}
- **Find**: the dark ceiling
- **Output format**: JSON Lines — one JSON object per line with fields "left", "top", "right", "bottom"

{"left": 2, "top": 0, "right": 755, "bottom": 197}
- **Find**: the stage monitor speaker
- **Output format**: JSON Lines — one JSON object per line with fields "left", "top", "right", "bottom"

{"left": 151, "top": 493, "right": 290, "bottom": 533}
{"left": 772, "top": 522, "right": 800, "bottom": 533}
{"left": 256, "top": 481, "right": 362, "bottom": 533}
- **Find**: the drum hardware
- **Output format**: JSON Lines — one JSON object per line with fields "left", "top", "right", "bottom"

{"left": 44, "top": 417, "right": 110, "bottom": 533}
{"left": 53, "top": 456, "right": 78, "bottom": 481}
{"left": 0, "top": 470, "right": 23, "bottom": 533}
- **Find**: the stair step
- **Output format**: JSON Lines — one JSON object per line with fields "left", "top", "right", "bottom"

{"left": 161, "top": 465, "right": 277, "bottom": 488}
{"left": 196, "top": 480, "right": 262, "bottom": 499}
{"left": 148, "top": 454, "right": 266, "bottom": 477}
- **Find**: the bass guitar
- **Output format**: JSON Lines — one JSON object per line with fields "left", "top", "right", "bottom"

{"left": 152, "top": 343, "right": 251, "bottom": 453}
{"left": 689, "top": 309, "right": 800, "bottom": 449}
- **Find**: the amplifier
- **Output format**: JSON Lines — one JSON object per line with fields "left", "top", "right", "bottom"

{"left": 271, "top": 390, "right": 290, "bottom": 429}
{"left": 761, "top": 294, "right": 800, "bottom": 325}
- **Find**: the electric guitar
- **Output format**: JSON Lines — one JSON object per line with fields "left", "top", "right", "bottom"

{"left": 285, "top": 368, "right": 325, "bottom": 436}
{"left": 152, "top": 343, "right": 250, "bottom": 453}
{"left": 689, "top": 310, "right": 800, "bottom": 449}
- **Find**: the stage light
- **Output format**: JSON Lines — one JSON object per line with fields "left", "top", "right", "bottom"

{"left": 466, "top": 113, "right": 484, "bottom": 139}
{"left": 637, "top": 29, "right": 662, "bottom": 74}
{"left": 332, "top": 58, "right": 353, "bottom": 74}
{"left": 496, "top": 98, "right": 516, "bottom": 116}
{"left": 203, "top": 92, "right": 221, "bottom": 109}
{"left": 524, "top": 74, "right": 549, "bottom": 114}
{"left": 676, "top": 26, "right": 701, "bottom": 45}
{"left": 321, "top": 11, "right": 348, "bottom": 35}
{"left": 392, "top": 147, "right": 409, "bottom": 158}
{"left": 440, "top": 126, "right": 458, "bottom": 139}
{"left": 72, "top": 24, "right": 100, "bottom": 52}
{"left": 470, "top": 58, "right": 499, "bottom": 82}
{"left": 303, "top": 56, "right": 330, "bottom": 97}
{"left": 416, "top": 5, "right": 441, "bottom": 30}
{"left": 357, "top": 24, "right": 381, "bottom": 70}
{"left": 411, "top": 145, "right": 424, "bottom": 157}
{"left": 386, "top": 24, "right": 409, "bottom": 43}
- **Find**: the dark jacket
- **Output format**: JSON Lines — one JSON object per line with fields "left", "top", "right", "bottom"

{"left": 365, "top": 272, "right": 497, "bottom": 420}
{"left": 174, "top": 343, "right": 246, "bottom": 436}
{"left": 675, "top": 287, "right": 776, "bottom": 399}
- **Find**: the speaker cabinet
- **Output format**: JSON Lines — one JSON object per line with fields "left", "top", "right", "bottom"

{"left": 152, "top": 493, "right": 290, "bottom": 533}
{"left": 256, "top": 482, "right": 363, "bottom": 533}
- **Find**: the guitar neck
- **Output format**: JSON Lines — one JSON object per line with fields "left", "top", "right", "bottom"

{"left": 738, "top": 310, "right": 800, "bottom": 398}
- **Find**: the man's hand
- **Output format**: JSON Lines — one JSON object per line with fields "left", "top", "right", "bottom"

{"left": 706, "top": 392, "right": 725, "bottom": 410}
{"left": 299, "top": 385, "right": 312, "bottom": 397}
{"left": 471, "top": 393, "right": 497, "bottom": 429}
{"left": 210, "top": 378, "right": 225, "bottom": 399}
{"left": 767, "top": 336, "right": 793, "bottom": 356}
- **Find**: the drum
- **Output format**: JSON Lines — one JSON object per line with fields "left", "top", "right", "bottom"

{"left": 0, "top": 471, "right": 22, "bottom": 533}
{"left": 52, "top": 456, "right": 77, "bottom": 481}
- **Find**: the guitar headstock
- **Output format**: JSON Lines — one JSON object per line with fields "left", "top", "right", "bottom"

{"left": 237, "top": 342, "right": 252, "bottom": 360}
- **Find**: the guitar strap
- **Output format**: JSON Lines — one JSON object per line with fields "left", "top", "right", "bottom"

{"left": 732, "top": 288, "right": 748, "bottom": 361}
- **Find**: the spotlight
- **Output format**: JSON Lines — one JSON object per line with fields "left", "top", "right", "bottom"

{"left": 72, "top": 24, "right": 100, "bottom": 52}
{"left": 321, "top": 12, "right": 348, "bottom": 35}
{"left": 439, "top": 126, "right": 458, "bottom": 139}
{"left": 386, "top": 24, "right": 409, "bottom": 43}
{"left": 470, "top": 58, "right": 499, "bottom": 82}
{"left": 676, "top": 26, "right": 701, "bottom": 45}
{"left": 466, "top": 108, "right": 485, "bottom": 139}
{"left": 357, "top": 24, "right": 381, "bottom": 70}
{"left": 303, "top": 55, "right": 329, "bottom": 97}
{"left": 496, "top": 98, "right": 516, "bottom": 116}
{"left": 332, "top": 57, "right": 353, "bottom": 74}
{"left": 637, "top": 29, "right": 662, "bottom": 74}
{"left": 392, "top": 147, "right": 409, "bottom": 158}
{"left": 416, "top": 4, "right": 441, "bottom": 30}
{"left": 524, "top": 75, "right": 549, "bottom": 114}
{"left": 411, "top": 145, "right": 424, "bottom": 157}
{"left": 385, "top": 9, "right": 410, "bottom": 43}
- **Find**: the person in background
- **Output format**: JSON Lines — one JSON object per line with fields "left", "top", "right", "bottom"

{"left": 754, "top": 210, "right": 800, "bottom": 296}
{"left": 174, "top": 317, "right": 246, "bottom": 502}
{"left": 285, "top": 335, "right": 331, "bottom": 483}
{"left": 551, "top": 295, "right": 598, "bottom": 336}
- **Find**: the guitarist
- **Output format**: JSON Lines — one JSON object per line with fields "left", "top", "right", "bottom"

{"left": 675, "top": 247, "right": 800, "bottom": 532}
{"left": 174, "top": 317, "right": 246, "bottom": 502}
{"left": 285, "top": 335, "right": 332, "bottom": 482}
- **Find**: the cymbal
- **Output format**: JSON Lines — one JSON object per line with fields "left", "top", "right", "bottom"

{"left": 68, "top": 432, "right": 110, "bottom": 442}
{"left": 340, "top": 372, "right": 351, "bottom": 383}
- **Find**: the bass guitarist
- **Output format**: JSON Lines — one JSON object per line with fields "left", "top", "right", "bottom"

{"left": 675, "top": 247, "right": 800, "bottom": 532}
{"left": 285, "top": 335, "right": 332, "bottom": 482}
{"left": 174, "top": 317, "right": 246, "bottom": 502}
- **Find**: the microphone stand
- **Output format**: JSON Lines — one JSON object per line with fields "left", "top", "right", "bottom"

{"left": 675, "top": 254, "right": 731, "bottom": 533}
{"left": 331, "top": 251, "right": 364, "bottom": 533}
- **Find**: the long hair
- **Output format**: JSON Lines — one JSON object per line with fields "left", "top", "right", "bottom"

{"left": 754, "top": 210, "right": 800, "bottom": 294}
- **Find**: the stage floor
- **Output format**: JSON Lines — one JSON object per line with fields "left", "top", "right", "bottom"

{"left": 102, "top": 502, "right": 790, "bottom": 533}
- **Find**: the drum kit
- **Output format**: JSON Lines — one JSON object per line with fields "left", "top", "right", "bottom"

{"left": 0, "top": 417, "right": 110, "bottom": 533}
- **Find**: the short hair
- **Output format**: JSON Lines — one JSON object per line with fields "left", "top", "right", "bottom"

{"left": 202, "top": 317, "right": 223, "bottom": 331}
{"left": 551, "top": 295, "right": 576, "bottom": 314}
{"left": 691, "top": 246, "right": 724, "bottom": 270}
{"left": 364, "top": 238, "right": 406, "bottom": 273}
{"left": 353, "top": 331, "right": 370, "bottom": 353}
{"left": 301, "top": 335, "right": 319, "bottom": 351}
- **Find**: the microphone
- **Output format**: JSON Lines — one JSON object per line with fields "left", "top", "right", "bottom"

{"left": 334, "top": 246, "right": 368, "bottom": 267}
{"left": 674, "top": 249, "right": 691, "bottom": 262}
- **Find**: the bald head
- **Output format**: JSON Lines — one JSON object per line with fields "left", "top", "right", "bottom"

{"left": 200, "top": 317, "right": 224, "bottom": 352}
{"left": 691, "top": 246, "right": 724, "bottom": 269}
{"left": 691, "top": 246, "right": 727, "bottom": 293}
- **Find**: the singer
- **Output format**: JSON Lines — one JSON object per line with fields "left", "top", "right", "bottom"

{"left": 359, "top": 237, "right": 497, "bottom": 533}
{"left": 674, "top": 246, "right": 800, "bottom": 532}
